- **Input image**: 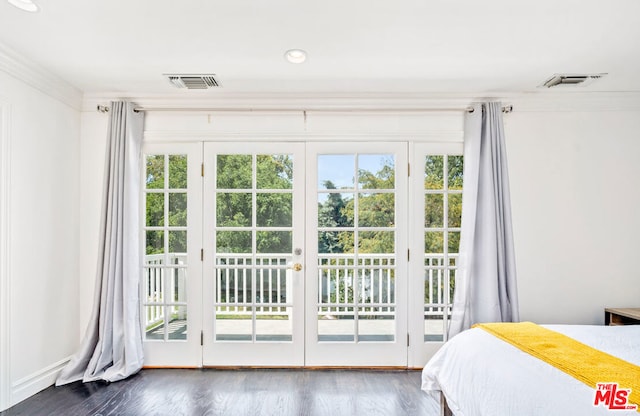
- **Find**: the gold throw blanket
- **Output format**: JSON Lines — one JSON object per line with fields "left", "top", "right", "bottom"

{"left": 474, "top": 322, "right": 640, "bottom": 412}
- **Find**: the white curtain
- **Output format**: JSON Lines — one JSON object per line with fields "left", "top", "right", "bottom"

{"left": 448, "top": 101, "right": 519, "bottom": 339}
{"left": 57, "top": 101, "right": 144, "bottom": 385}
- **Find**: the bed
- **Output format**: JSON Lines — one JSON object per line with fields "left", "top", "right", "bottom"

{"left": 421, "top": 324, "right": 640, "bottom": 415}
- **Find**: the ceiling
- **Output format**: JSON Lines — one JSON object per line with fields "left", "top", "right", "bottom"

{"left": 1, "top": 0, "right": 640, "bottom": 96}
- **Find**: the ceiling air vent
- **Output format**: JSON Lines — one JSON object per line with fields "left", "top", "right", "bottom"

{"left": 165, "top": 74, "right": 220, "bottom": 89}
{"left": 539, "top": 73, "right": 606, "bottom": 88}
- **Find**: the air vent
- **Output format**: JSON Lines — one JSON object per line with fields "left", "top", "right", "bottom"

{"left": 164, "top": 74, "right": 220, "bottom": 89}
{"left": 539, "top": 73, "right": 606, "bottom": 88}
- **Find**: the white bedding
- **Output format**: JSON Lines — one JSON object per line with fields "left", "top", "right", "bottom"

{"left": 421, "top": 325, "right": 640, "bottom": 416}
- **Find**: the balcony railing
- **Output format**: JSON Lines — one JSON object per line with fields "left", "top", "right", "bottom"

{"left": 143, "top": 252, "right": 457, "bottom": 335}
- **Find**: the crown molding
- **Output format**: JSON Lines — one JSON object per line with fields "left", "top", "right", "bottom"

{"left": 0, "top": 42, "right": 82, "bottom": 111}
{"left": 83, "top": 91, "right": 640, "bottom": 114}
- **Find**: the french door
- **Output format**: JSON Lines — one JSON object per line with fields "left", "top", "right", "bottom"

{"left": 202, "top": 143, "right": 305, "bottom": 366}
{"left": 142, "top": 141, "right": 461, "bottom": 368}
{"left": 304, "top": 142, "right": 408, "bottom": 366}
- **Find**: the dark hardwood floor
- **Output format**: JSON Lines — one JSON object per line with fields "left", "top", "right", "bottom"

{"left": 1, "top": 369, "right": 440, "bottom": 416}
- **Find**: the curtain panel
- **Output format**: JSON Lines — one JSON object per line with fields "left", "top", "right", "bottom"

{"left": 448, "top": 102, "right": 519, "bottom": 339}
{"left": 57, "top": 101, "right": 144, "bottom": 385}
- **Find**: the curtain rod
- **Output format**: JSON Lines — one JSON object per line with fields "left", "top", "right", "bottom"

{"left": 96, "top": 105, "right": 513, "bottom": 114}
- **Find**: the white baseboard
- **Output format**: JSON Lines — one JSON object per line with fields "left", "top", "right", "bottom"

{"left": 9, "top": 356, "right": 71, "bottom": 409}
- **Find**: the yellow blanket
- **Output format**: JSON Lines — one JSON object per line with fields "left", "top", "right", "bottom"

{"left": 474, "top": 322, "right": 640, "bottom": 411}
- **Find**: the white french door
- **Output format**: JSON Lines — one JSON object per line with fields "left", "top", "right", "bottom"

{"left": 202, "top": 142, "right": 305, "bottom": 366}
{"left": 141, "top": 140, "right": 461, "bottom": 368}
{"left": 305, "top": 142, "right": 409, "bottom": 366}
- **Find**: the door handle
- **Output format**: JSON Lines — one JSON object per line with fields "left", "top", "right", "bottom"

{"left": 291, "top": 263, "right": 303, "bottom": 272}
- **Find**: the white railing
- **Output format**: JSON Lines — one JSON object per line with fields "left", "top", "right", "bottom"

{"left": 317, "top": 253, "right": 395, "bottom": 317}
{"left": 424, "top": 253, "right": 458, "bottom": 318}
{"left": 215, "top": 255, "right": 291, "bottom": 317}
{"left": 144, "top": 253, "right": 187, "bottom": 329}
{"left": 144, "top": 252, "right": 458, "bottom": 326}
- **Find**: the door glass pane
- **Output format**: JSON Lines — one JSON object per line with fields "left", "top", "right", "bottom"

{"left": 215, "top": 306, "right": 253, "bottom": 341}
{"left": 358, "top": 231, "right": 394, "bottom": 254}
{"left": 216, "top": 231, "right": 252, "bottom": 253}
{"left": 358, "top": 307, "right": 394, "bottom": 342}
{"left": 358, "top": 155, "right": 394, "bottom": 189}
{"left": 318, "top": 155, "right": 355, "bottom": 189}
{"left": 257, "top": 193, "right": 292, "bottom": 227}
{"left": 318, "top": 193, "right": 354, "bottom": 227}
{"left": 217, "top": 155, "right": 252, "bottom": 189}
{"left": 168, "top": 306, "right": 188, "bottom": 340}
{"left": 146, "top": 155, "right": 165, "bottom": 189}
{"left": 146, "top": 230, "right": 164, "bottom": 255}
{"left": 146, "top": 193, "right": 164, "bottom": 226}
{"left": 168, "top": 155, "right": 187, "bottom": 189}
{"left": 257, "top": 231, "right": 292, "bottom": 254}
{"left": 257, "top": 155, "right": 293, "bottom": 189}
{"left": 425, "top": 156, "right": 444, "bottom": 190}
{"left": 216, "top": 193, "right": 252, "bottom": 226}
{"left": 359, "top": 193, "right": 394, "bottom": 227}
{"left": 168, "top": 193, "right": 187, "bottom": 226}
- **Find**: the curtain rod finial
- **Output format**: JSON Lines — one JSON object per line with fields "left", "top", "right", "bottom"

{"left": 97, "top": 105, "right": 109, "bottom": 113}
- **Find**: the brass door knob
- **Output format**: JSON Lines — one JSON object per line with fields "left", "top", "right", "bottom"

{"left": 292, "top": 263, "right": 303, "bottom": 271}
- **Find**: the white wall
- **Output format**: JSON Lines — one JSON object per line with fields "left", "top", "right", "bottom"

{"left": 505, "top": 109, "right": 640, "bottom": 325}
{"left": 0, "top": 69, "right": 80, "bottom": 409}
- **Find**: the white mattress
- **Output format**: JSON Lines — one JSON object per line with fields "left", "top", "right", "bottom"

{"left": 421, "top": 325, "right": 640, "bottom": 416}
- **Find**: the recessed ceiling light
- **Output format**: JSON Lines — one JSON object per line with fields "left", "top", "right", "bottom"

{"left": 7, "top": 0, "right": 39, "bottom": 12}
{"left": 284, "top": 49, "right": 307, "bottom": 64}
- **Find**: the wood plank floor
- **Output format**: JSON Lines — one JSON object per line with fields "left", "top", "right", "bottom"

{"left": 0, "top": 369, "right": 440, "bottom": 416}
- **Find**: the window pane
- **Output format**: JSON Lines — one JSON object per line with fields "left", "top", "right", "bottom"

{"left": 425, "top": 156, "right": 444, "bottom": 190}
{"left": 257, "top": 155, "right": 293, "bottom": 189}
{"left": 359, "top": 193, "right": 394, "bottom": 227}
{"left": 217, "top": 231, "right": 252, "bottom": 253}
{"left": 169, "top": 230, "right": 187, "bottom": 253}
{"left": 146, "top": 230, "right": 164, "bottom": 255}
{"left": 168, "top": 155, "right": 187, "bottom": 189}
{"left": 168, "top": 193, "right": 187, "bottom": 226}
{"left": 448, "top": 194, "right": 462, "bottom": 228}
{"left": 216, "top": 259, "right": 252, "bottom": 304}
{"left": 256, "top": 193, "right": 292, "bottom": 227}
{"left": 167, "top": 306, "right": 188, "bottom": 340}
{"left": 448, "top": 231, "right": 461, "bottom": 253}
{"left": 358, "top": 155, "right": 394, "bottom": 190}
{"left": 358, "top": 231, "right": 394, "bottom": 254}
{"left": 144, "top": 267, "right": 164, "bottom": 302}
{"left": 358, "top": 306, "right": 394, "bottom": 342}
{"left": 448, "top": 155, "right": 464, "bottom": 190}
{"left": 216, "top": 193, "right": 252, "bottom": 227}
{"left": 318, "top": 155, "right": 354, "bottom": 189}
{"left": 146, "top": 193, "right": 164, "bottom": 227}
{"left": 425, "top": 232, "right": 443, "bottom": 253}
{"left": 217, "top": 155, "right": 252, "bottom": 189}
{"left": 318, "top": 193, "right": 354, "bottom": 227}
{"left": 170, "top": 268, "right": 187, "bottom": 303}
{"left": 318, "top": 231, "right": 354, "bottom": 254}
{"left": 256, "top": 231, "right": 292, "bottom": 254}
{"left": 215, "top": 306, "right": 253, "bottom": 341}
{"left": 145, "top": 306, "right": 166, "bottom": 340}
{"left": 146, "top": 155, "right": 164, "bottom": 189}
{"left": 318, "top": 306, "right": 355, "bottom": 342}
{"left": 425, "top": 194, "right": 443, "bottom": 228}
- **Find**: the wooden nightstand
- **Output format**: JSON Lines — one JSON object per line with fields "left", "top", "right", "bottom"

{"left": 604, "top": 308, "right": 640, "bottom": 326}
